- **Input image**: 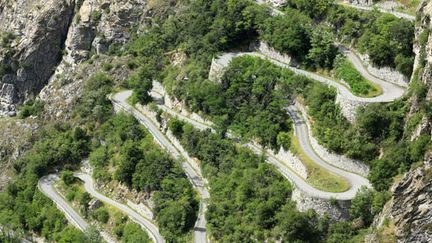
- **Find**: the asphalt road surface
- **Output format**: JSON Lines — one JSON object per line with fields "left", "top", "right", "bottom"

{"left": 38, "top": 174, "right": 89, "bottom": 231}
{"left": 150, "top": 99, "right": 372, "bottom": 200}
{"left": 110, "top": 91, "right": 209, "bottom": 243}
{"left": 214, "top": 52, "right": 406, "bottom": 104}
{"left": 74, "top": 173, "right": 164, "bottom": 243}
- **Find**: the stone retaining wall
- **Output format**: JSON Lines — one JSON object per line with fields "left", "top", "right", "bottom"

{"left": 263, "top": 145, "right": 308, "bottom": 179}
{"left": 292, "top": 189, "right": 351, "bottom": 220}
{"left": 250, "top": 41, "right": 296, "bottom": 66}
{"left": 296, "top": 104, "right": 370, "bottom": 176}
{"left": 336, "top": 95, "right": 368, "bottom": 123}
{"left": 358, "top": 53, "right": 409, "bottom": 88}
{"left": 208, "top": 57, "right": 226, "bottom": 83}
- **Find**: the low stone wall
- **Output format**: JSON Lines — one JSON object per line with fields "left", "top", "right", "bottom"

{"left": 347, "top": 0, "right": 374, "bottom": 6}
{"left": 336, "top": 95, "right": 368, "bottom": 123}
{"left": 267, "top": 146, "right": 308, "bottom": 179}
{"left": 250, "top": 41, "right": 296, "bottom": 66}
{"left": 296, "top": 104, "right": 370, "bottom": 176}
{"left": 358, "top": 53, "right": 409, "bottom": 88}
{"left": 208, "top": 57, "right": 226, "bottom": 83}
{"left": 292, "top": 189, "right": 351, "bottom": 220}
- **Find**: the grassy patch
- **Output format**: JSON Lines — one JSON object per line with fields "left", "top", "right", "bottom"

{"left": 393, "top": 0, "right": 421, "bottom": 15}
{"left": 290, "top": 134, "right": 351, "bottom": 193}
{"left": 375, "top": 218, "right": 397, "bottom": 243}
{"left": 334, "top": 56, "right": 382, "bottom": 97}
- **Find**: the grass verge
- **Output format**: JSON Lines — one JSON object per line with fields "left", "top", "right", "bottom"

{"left": 290, "top": 134, "right": 351, "bottom": 193}
{"left": 334, "top": 56, "right": 382, "bottom": 97}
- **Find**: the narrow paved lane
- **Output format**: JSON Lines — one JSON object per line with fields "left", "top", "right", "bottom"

{"left": 39, "top": 175, "right": 89, "bottom": 232}
{"left": 151, "top": 98, "right": 372, "bottom": 200}
{"left": 39, "top": 174, "right": 117, "bottom": 243}
{"left": 74, "top": 173, "right": 164, "bottom": 243}
{"left": 336, "top": 1, "right": 415, "bottom": 21}
{"left": 215, "top": 52, "right": 406, "bottom": 103}
{"left": 110, "top": 91, "right": 209, "bottom": 243}
{"left": 254, "top": 0, "right": 415, "bottom": 21}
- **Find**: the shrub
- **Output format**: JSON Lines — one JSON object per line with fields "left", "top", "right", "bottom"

{"left": 18, "top": 100, "right": 45, "bottom": 118}
{"left": 61, "top": 170, "right": 75, "bottom": 185}
{"left": 92, "top": 207, "right": 110, "bottom": 224}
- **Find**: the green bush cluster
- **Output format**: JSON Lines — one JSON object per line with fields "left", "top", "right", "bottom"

{"left": 89, "top": 113, "right": 198, "bottom": 241}
{"left": 18, "top": 100, "right": 45, "bottom": 118}
{"left": 334, "top": 55, "right": 377, "bottom": 96}
{"left": 171, "top": 121, "right": 326, "bottom": 242}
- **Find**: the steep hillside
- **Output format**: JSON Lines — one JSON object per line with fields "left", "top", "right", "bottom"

{"left": 365, "top": 1, "right": 432, "bottom": 242}
{"left": 0, "top": 0, "right": 431, "bottom": 242}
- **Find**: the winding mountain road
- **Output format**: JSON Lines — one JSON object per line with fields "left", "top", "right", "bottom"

{"left": 39, "top": 175, "right": 89, "bottom": 232}
{"left": 74, "top": 173, "right": 164, "bottom": 243}
{"left": 255, "top": 0, "right": 415, "bottom": 21}
{"left": 110, "top": 91, "right": 209, "bottom": 243}
{"left": 150, "top": 94, "right": 372, "bottom": 200}
{"left": 336, "top": 1, "right": 415, "bottom": 21}
{"left": 214, "top": 51, "right": 405, "bottom": 104}
{"left": 39, "top": 175, "right": 116, "bottom": 243}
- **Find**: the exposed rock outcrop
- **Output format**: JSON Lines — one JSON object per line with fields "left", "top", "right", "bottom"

{"left": 0, "top": 0, "right": 151, "bottom": 117}
{"left": 0, "top": 0, "right": 75, "bottom": 116}
{"left": 347, "top": 0, "right": 374, "bottom": 6}
{"left": 365, "top": 2, "right": 432, "bottom": 241}
{"left": 368, "top": 153, "right": 432, "bottom": 242}
{"left": 39, "top": 0, "right": 151, "bottom": 120}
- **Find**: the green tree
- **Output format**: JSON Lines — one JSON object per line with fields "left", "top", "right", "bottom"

{"left": 286, "top": 0, "right": 333, "bottom": 19}
{"left": 122, "top": 223, "right": 151, "bottom": 243}
{"left": 92, "top": 208, "right": 110, "bottom": 224}
{"left": 61, "top": 170, "right": 75, "bottom": 186}
{"left": 259, "top": 10, "right": 312, "bottom": 59}
{"left": 277, "top": 132, "right": 291, "bottom": 150}
{"left": 84, "top": 225, "right": 103, "bottom": 243}
{"left": 307, "top": 25, "right": 338, "bottom": 69}
{"left": 56, "top": 227, "right": 86, "bottom": 243}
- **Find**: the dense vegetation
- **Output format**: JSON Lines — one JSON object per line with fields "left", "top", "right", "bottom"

{"left": 90, "top": 114, "right": 198, "bottom": 242}
{"left": 194, "top": 56, "right": 295, "bottom": 148}
{"left": 169, "top": 120, "right": 388, "bottom": 242}
{"left": 327, "top": 6, "right": 414, "bottom": 76}
{"left": 0, "top": 123, "right": 93, "bottom": 241}
{"left": 0, "top": 0, "right": 422, "bottom": 242}
{"left": 0, "top": 71, "right": 197, "bottom": 242}
{"left": 77, "top": 73, "right": 199, "bottom": 241}
{"left": 334, "top": 55, "right": 380, "bottom": 97}
{"left": 169, "top": 121, "right": 323, "bottom": 242}
{"left": 122, "top": 0, "right": 420, "bottom": 191}
{"left": 304, "top": 83, "right": 430, "bottom": 191}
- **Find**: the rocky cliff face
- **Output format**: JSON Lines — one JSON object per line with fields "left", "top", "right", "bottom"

{"left": 368, "top": 153, "right": 432, "bottom": 243}
{"left": 367, "top": 1, "right": 432, "bottom": 242}
{"left": 0, "top": 0, "right": 75, "bottom": 116}
{"left": 0, "top": 0, "right": 151, "bottom": 117}
{"left": 390, "top": 153, "right": 432, "bottom": 242}
{"left": 39, "top": 0, "right": 153, "bottom": 120}
{"left": 410, "top": 0, "right": 432, "bottom": 141}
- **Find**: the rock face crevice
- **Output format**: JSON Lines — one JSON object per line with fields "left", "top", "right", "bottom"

{"left": 0, "top": 0, "right": 76, "bottom": 116}
{"left": 368, "top": 153, "right": 432, "bottom": 242}
{"left": 39, "top": 0, "right": 151, "bottom": 119}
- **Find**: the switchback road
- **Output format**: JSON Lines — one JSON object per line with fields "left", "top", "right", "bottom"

{"left": 150, "top": 97, "right": 372, "bottom": 200}
{"left": 110, "top": 91, "right": 209, "bottom": 243}
{"left": 74, "top": 173, "right": 164, "bottom": 243}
